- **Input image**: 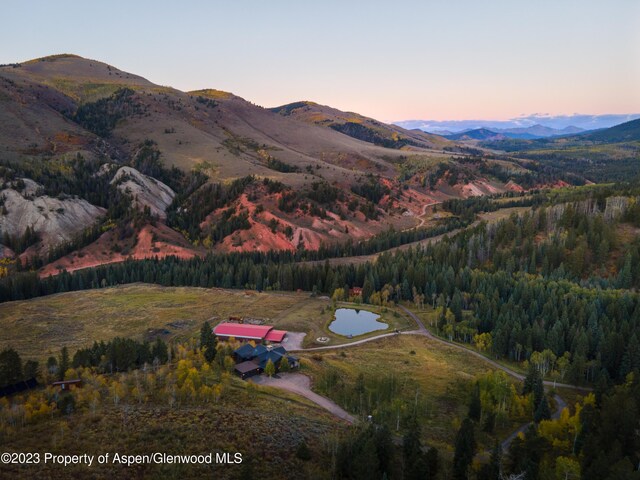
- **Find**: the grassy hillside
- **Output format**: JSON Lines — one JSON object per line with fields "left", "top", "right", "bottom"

{"left": 270, "top": 101, "right": 453, "bottom": 150}
{"left": 0, "top": 55, "right": 426, "bottom": 181}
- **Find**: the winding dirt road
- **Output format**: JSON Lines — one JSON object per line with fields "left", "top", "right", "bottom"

{"left": 250, "top": 372, "right": 355, "bottom": 423}
{"left": 413, "top": 202, "right": 441, "bottom": 229}
{"left": 500, "top": 394, "right": 567, "bottom": 451}
{"left": 276, "top": 306, "right": 587, "bottom": 426}
{"left": 292, "top": 306, "right": 589, "bottom": 392}
{"left": 397, "top": 306, "right": 591, "bottom": 392}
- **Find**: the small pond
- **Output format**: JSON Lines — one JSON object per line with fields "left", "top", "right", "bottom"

{"left": 328, "top": 308, "right": 388, "bottom": 337}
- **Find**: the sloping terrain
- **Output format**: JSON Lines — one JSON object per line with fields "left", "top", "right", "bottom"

{"left": 0, "top": 54, "right": 577, "bottom": 274}
{"left": 446, "top": 125, "right": 585, "bottom": 140}
{"left": 579, "top": 118, "right": 640, "bottom": 142}
{"left": 499, "top": 124, "right": 584, "bottom": 138}
{"left": 39, "top": 222, "right": 203, "bottom": 277}
{"left": 270, "top": 100, "right": 453, "bottom": 150}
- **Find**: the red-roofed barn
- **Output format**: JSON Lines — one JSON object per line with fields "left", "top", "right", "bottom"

{"left": 213, "top": 322, "right": 288, "bottom": 344}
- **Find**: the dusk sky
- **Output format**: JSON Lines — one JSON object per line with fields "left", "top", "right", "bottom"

{"left": 2, "top": 0, "right": 639, "bottom": 122}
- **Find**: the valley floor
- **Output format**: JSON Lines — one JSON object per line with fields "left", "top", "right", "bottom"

{"left": 0, "top": 283, "right": 569, "bottom": 468}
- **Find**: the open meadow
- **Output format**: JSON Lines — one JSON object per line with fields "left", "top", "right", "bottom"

{"left": 0, "top": 284, "right": 414, "bottom": 360}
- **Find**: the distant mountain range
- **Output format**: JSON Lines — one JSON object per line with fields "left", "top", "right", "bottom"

{"left": 396, "top": 114, "right": 640, "bottom": 137}
{"left": 444, "top": 128, "right": 509, "bottom": 141}
{"left": 490, "top": 118, "right": 640, "bottom": 148}
{"left": 443, "top": 124, "right": 585, "bottom": 141}
{"left": 477, "top": 118, "right": 640, "bottom": 183}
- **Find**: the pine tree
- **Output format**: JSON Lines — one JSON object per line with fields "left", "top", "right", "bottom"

{"left": 478, "top": 442, "right": 501, "bottom": 480}
{"left": 23, "top": 360, "right": 39, "bottom": 380}
{"left": 362, "top": 278, "right": 373, "bottom": 303}
{"left": 279, "top": 357, "right": 291, "bottom": 372}
{"left": 619, "top": 333, "right": 640, "bottom": 378}
{"left": 374, "top": 424, "right": 393, "bottom": 478}
{"left": 402, "top": 415, "right": 432, "bottom": 480}
{"left": 534, "top": 395, "right": 551, "bottom": 423}
{"left": 453, "top": 418, "right": 476, "bottom": 480}
{"left": 46, "top": 356, "right": 58, "bottom": 376}
{"left": 200, "top": 321, "right": 217, "bottom": 362}
{"left": 151, "top": 338, "right": 169, "bottom": 364}
{"left": 468, "top": 382, "right": 482, "bottom": 421}
{"left": 0, "top": 348, "right": 22, "bottom": 387}
{"left": 58, "top": 347, "right": 70, "bottom": 381}
{"left": 352, "top": 434, "right": 379, "bottom": 479}
{"left": 425, "top": 447, "right": 439, "bottom": 479}
{"left": 617, "top": 253, "right": 633, "bottom": 289}
{"left": 451, "top": 289, "right": 464, "bottom": 321}
{"left": 523, "top": 366, "right": 544, "bottom": 411}
{"left": 508, "top": 425, "right": 546, "bottom": 479}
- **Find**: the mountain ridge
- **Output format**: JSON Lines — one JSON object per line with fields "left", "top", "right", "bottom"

{"left": 270, "top": 100, "right": 453, "bottom": 150}
{"left": 0, "top": 54, "right": 588, "bottom": 275}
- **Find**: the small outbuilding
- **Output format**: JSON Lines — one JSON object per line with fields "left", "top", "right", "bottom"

{"left": 52, "top": 379, "right": 83, "bottom": 391}
{"left": 234, "top": 361, "right": 261, "bottom": 380}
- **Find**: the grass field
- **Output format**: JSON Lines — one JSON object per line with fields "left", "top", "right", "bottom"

{"left": 0, "top": 284, "right": 415, "bottom": 360}
{"left": 300, "top": 334, "right": 529, "bottom": 452}
{"left": 0, "top": 285, "right": 306, "bottom": 360}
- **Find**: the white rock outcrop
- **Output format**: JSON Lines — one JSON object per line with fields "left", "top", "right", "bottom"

{"left": 110, "top": 167, "right": 175, "bottom": 219}
{"left": 0, "top": 180, "right": 106, "bottom": 248}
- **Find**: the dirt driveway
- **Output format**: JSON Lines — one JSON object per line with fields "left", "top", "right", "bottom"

{"left": 250, "top": 372, "right": 355, "bottom": 423}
